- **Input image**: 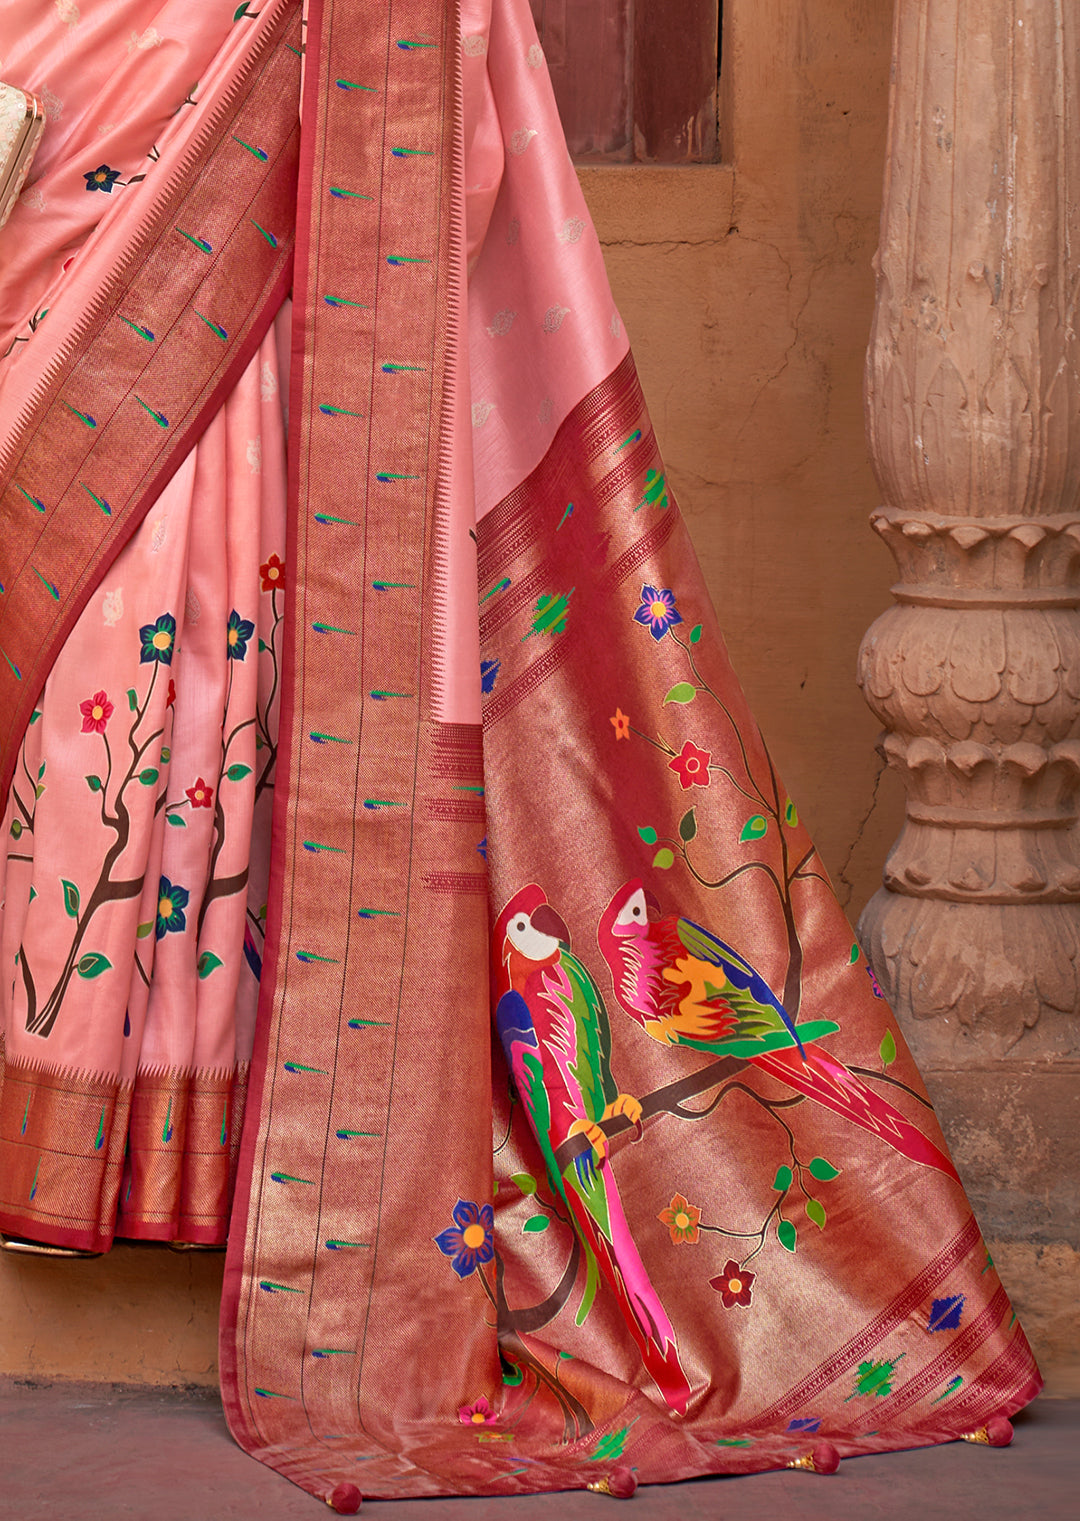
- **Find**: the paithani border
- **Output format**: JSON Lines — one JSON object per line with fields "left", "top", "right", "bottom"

{"left": 222, "top": 2, "right": 495, "bottom": 1498}
{"left": 0, "top": 1041, "right": 248, "bottom": 1251}
{"left": 0, "top": 1, "right": 303, "bottom": 814}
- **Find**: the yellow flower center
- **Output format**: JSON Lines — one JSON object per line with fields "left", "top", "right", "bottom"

{"left": 674, "top": 1212, "right": 690, "bottom": 1230}
{"left": 91, "top": 705, "right": 104, "bottom": 721}
{"left": 462, "top": 1223, "right": 486, "bottom": 1249}
{"left": 228, "top": 628, "right": 239, "bottom": 645}
{"left": 95, "top": 171, "right": 107, "bottom": 182}
{"left": 470, "top": 1411, "right": 486, "bottom": 1424}
{"left": 267, "top": 565, "right": 279, "bottom": 580}
{"left": 152, "top": 629, "right": 171, "bottom": 650}
{"left": 651, "top": 600, "right": 666, "bottom": 618}
{"left": 728, "top": 1277, "right": 742, "bottom": 1294}
{"left": 158, "top": 896, "right": 173, "bottom": 919}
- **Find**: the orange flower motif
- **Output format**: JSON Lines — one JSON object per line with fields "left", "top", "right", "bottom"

{"left": 610, "top": 707, "right": 630, "bottom": 740}
{"left": 260, "top": 553, "right": 285, "bottom": 593}
{"left": 658, "top": 1193, "right": 701, "bottom": 1245}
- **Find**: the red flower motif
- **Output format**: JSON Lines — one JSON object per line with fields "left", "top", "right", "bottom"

{"left": 260, "top": 553, "right": 285, "bottom": 593}
{"left": 185, "top": 777, "right": 214, "bottom": 809}
{"left": 710, "top": 1259, "right": 755, "bottom": 1309}
{"left": 80, "top": 690, "right": 113, "bottom": 734}
{"left": 166, "top": 678, "right": 177, "bottom": 708}
{"left": 668, "top": 740, "right": 711, "bottom": 790}
{"left": 658, "top": 1193, "right": 701, "bottom": 1245}
{"left": 610, "top": 707, "right": 630, "bottom": 740}
{"left": 458, "top": 1395, "right": 495, "bottom": 1426}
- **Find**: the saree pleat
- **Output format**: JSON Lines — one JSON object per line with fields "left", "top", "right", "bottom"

{"left": 0, "top": 0, "right": 1041, "bottom": 1505}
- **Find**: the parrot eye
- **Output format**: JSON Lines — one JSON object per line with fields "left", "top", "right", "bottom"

{"left": 506, "top": 913, "right": 561, "bottom": 960}
{"left": 614, "top": 888, "right": 649, "bottom": 928}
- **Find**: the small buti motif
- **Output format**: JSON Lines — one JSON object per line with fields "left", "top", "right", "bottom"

{"left": 527, "top": 43, "right": 544, "bottom": 69}
{"left": 463, "top": 34, "right": 487, "bottom": 56}
{"left": 55, "top": 0, "right": 79, "bottom": 29}
{"left": 184, "top": 586, "right": 202, "bottom": 626}
{"left": 610, "top": 312, "right": 622, "bottom": 338}
{"left": 150, "top": 516, "right": 168, "bottom": 554}
{"left": 543, "top": 305, "right": 569, "bottom": 334}
{"left": 41, "top": 85, "right": 64, "bottom": 121}
{"left": 247, "top": 436, "right": 262, "bottom": 474}
{"left": 472, "top": 400, "right": 495, "bottom": 428}
{"left": 538, "top": 397, "right": 554, "bottom": 424}
{"left": 20, "top": 185, "right": 45, "bottom": 212}
{"left": 486, "top": 309, "right": 516, "bottom": 338}
{"left": 558, "top": 217, "right": 585, "bottom": 244}
{"left": 508, "top": 128, "right": 537, "bottom": 155}
{"left": 260, "top": 361, "right": 278, "bottom": 401}
{"left": 102, "top": 588, "right": 124, "bottom": 627}
{"left": 506, "top": 216, "right": 520, "bottom": 245}
{"left": 127, "top": 27, "right": 162, "bottom": 51}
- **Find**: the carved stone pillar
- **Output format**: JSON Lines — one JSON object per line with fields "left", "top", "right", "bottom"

{"left": 857, "top": 0, "right": 1080, "bottom": 1362}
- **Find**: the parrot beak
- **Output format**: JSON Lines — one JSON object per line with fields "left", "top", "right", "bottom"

{"left": 530, "top": 903, "right": 571, "bottom": 947}
{"left": 644, "top": 888, "right": 662, "bottom": 921}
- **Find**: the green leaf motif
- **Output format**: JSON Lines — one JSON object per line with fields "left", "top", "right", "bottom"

{"left": 501, "top": 1361, "right": 523, "bottom": 1387}
{"left": 522, "top": 1215, "right": 549, "bottom": 1234}
{"left": 139, "top": 767, "right": 159, "bottom": 785}
{"left": 652, "top": 847, "right": 675, "bottom": 870}
{"left": 806, "top": 1197, "right": 826, "bottom": 1230}
{"left": 663, "top": 682, "right": 697, "bottom": 705}
{"left": 590, "top": 1424, "right": 635, "bottom": 1462}
{"left": 61, "top": 879, "right": 80, "bottom": 918}
{"left": 784, "top": 798, "right": 798, "bottom": 827}
{"left": 160, "top": 747, "right": 171, "bottom": 764}
{"left": 37, "top": 761, "right": 46, "bottom": 780}
{"left": 511, "top": 1173, "right": 537, "bottom": 1195}
{"left": 678, "top": 807, "right": 697, "bottom": 842}
{"left": 529, "top": 590, "right": 573, "bottom": 638}
{"left": 808, "top": 1157, "right": 840, "bottom": 1182}
{"left": 127, "top": 688, "right": 138, "bottom": 711}
{"left": 34, "top": 784, "right": 45, "bottom": 799}
{"left": 165, "top": 812, "right": 187, "bottom": 828}
{"left": 854, "top": 1357, "right": 902, "bottom": 1399}
{"left": 136, "top": 922, "right": 154, "bottom": 940}
{"left": 772, "top": 1165, "right": 793, "bottom": 1192}
{"left": 10, "top": 819, "right": 22, "bottom": 839}
{"left": 740, "top": 815, "right": 768, "bottom": 842}
{"left": 690, "top": 624, "right": 703, "bottom": 644}
{"left": 880, "top": 1029, "right": 897, "bottom": 1069}
{"left": 226, "top": 763, "right": 253, "bottom": 782}
{"left": 85, "top": 775, "right": 103, "bottom": 792}
{"left": 76, "top": 952, "right": 112, "bottom": 979}
{"left": 637, "top": 825, "right": 658, "bottom": 845}
{"left": 849, "top": 941, "right": 861, "bottom": 964}
{"left": 197, "top": 951, "right": 224, "bottom": 980}
{"left": 777, "top": 1218, "right": 797, "bottom": 1253}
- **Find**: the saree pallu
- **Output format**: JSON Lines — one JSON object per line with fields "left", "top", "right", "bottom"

{"left": 0, "top": 0, "right": 1041, "bottom": 1505}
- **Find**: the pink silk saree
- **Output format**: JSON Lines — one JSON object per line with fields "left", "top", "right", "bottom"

{"left": 0, "top": 0, "right": 1040, "bottom": 1507}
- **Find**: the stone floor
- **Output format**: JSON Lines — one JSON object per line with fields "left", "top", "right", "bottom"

{"left": 1, "top": 1380, "right": 1076, "bottom": 1519}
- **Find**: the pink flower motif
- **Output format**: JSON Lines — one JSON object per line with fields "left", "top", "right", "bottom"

{"left": 80, "top": 691, "right": 113, "bottom": 734}
{"left": 185, "top": 777, "right": 214, "bottom": 809}
{"left": 458, "top": 1395, "right": 495, "bottom": 1427}
{"left": 668, "top": 740, "right": 711, "bottom": 790}
{"left": 710, "top": 1259, "right": 755, "bottom": 1309}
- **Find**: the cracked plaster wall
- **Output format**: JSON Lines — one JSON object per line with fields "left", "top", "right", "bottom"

{"left": 4, "top": 0, "right": 1071, "bottom": 1394}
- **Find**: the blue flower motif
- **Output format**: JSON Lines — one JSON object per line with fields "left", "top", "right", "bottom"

{"left": 84, "top": 165, "right": 121, "bottom": 194}
{"left": 633, "top": 585, "right": 683, "bottom": 641}
{"left": 227, "top": 609, "right": 256, "bottom": 661}
{"left": 787, "top": 1417, "right": 821, "bottom": 1434}
{"left": 434, "top": 1198, "right": 494, "bottom": 1279}
{"left": 480, "top": 658, "right": 500, "bottom": 694}
{"left": 156, "top": 876, "right": 189, "bottom": 940}
{"left": 476, "top": 836, "right": 488, "bottom": 861}
{"left": 139, "top": 613, "right": 177, "bottom": 665}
